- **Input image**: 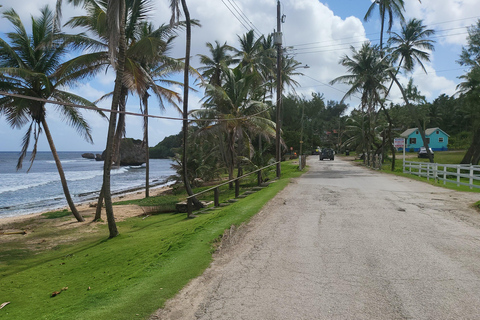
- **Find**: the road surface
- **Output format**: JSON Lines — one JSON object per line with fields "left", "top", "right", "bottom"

{"left": 152, "top": 157, "right": 480, "bottom": 320}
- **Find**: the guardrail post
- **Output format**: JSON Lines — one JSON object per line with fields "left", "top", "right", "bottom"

{"left": 214, "top": 187, "right": 219, "bottom": 207}
{"left": 257, "top": 170, "right": 262, "bottom": 186}
{"left": 235, "top": 179, "right": 240, "bottom": 198}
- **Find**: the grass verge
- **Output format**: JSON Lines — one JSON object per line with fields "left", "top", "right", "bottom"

{"left": 0, "top": 161, "right": 304, "bottom": 320}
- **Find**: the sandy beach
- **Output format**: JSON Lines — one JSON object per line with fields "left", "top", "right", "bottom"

{"left": 0, "top": 185, "right": 172, "bottom": 229}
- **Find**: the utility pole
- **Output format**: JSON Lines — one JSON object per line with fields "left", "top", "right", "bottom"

{"left": 274, "top": 0, "right": 283, "bottom": 178}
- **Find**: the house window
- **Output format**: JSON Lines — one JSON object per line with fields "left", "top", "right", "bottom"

{"left": 426, "top": 138, "right": 430, "bottom": 144}
{"left": 439, "top": 137, "right": 444, "bottom": 143}
{"left": 410, "top": 138, "right": 416, "bottom": 144}
{"left": 436, "top": 130, "right": 439, "bottom": 134}
{"left": 416, "top": 130, "right": 419, "bottom": 134}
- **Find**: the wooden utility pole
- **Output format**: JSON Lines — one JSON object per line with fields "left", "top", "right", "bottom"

{"left": 275, "top": 0, "right": 283, "bottom": 178}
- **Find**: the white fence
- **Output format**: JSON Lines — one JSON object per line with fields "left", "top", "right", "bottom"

{"left": 403, "top": 161, "right": 480, "bottom": 189}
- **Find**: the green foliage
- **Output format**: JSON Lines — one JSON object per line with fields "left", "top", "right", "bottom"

{"left": 149, "top": 133, "right": 182, "bottom": 159}
{"left": 0, "top": 161, "right": 302, "bottom": 320}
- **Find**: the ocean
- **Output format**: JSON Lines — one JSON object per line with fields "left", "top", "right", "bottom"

{"left": 0, "top": 151, "right": 175, "bottom": 219}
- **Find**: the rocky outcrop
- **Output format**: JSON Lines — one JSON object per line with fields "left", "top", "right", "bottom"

{"left": 82, "top": 153, "right": 95, "bottom": 159}
{"left": 117, "top": 138, "right": 146, "bottom": 166}
{"left": 87, "top": 138, "right": 146, "bottom": 165}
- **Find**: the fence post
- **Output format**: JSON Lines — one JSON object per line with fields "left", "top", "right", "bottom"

{"left": 235, "top": 179, "right": 240, "bottom": 198}
{"left": 187, "top": 197, "right": 193, "bottom": 217}
{"left": 470, "top": 165, "right": 474, "bottom": 189}
{"left": 434, "top": 163, "right": 438, "bottom": 182}
{"left": 457, "top": 167, "right": 461, "bottom": 186}
{"left": 443, "top": 166, "right": 447, "bottom": 185}
{"left": 214, "top": 187, "right": 219, "bottom": 207}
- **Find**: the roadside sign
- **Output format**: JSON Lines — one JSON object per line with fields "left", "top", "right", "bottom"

{"left": 394, "top": 138, "right": 405, "bottom": 148}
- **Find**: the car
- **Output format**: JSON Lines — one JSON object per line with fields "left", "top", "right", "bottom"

{"left": 320, "top": 148, "right": 334, "bottom": 161}
{"left": 418, "top": 147, "right": 434, "bottom": 158}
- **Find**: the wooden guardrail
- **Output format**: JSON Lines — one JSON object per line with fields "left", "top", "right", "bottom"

{"left": 403, "top": 161, "right": 480, "bottom": 189}
{"left": 185, "top": 161, "right": 280, "bottom": 217}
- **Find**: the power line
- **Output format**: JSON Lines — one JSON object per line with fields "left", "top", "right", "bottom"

{"left": 0, "top": 91, "right": 276, "bottom": 124}
{"left": 221, "top": 0, "right": 262, "bottom": 38}
{"left": 227, "top": 0, "right": 263, "bottom": 37}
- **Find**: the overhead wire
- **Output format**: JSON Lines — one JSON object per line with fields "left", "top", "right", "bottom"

{"left": 0, "top": 91, "right": 277, "bottom": 124}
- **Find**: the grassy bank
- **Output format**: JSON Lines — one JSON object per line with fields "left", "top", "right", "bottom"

{"left": 0, "top": 161, "right": 304, "bottom": 320}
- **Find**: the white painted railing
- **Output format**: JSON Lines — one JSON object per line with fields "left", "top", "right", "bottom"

{"left": 403, "top": 161, "right": 480, "bottom": 189}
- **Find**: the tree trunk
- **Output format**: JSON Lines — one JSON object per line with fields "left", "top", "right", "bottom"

{"left": 180, "top": 0, "right": 202, "bottom": 212}
{"left": 100, "top": 1, "right": 128, "bottom": 238}
{"left": 94, "top": 185, "right": 104, "bottom": 221}
{"left": 41, "top": 118, "right": 84, "bottom": 222}
{"left": 461, "top": 127, "right": 480, "bottom": 164}
{"left": 142, "top": 92, "right": 150, "bottom": 198}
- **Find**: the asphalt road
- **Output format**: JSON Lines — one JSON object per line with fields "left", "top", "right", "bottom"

{"left": 152, "top": 157, "right": 480, "bottom": 320}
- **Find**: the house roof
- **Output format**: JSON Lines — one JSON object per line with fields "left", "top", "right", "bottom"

{"left": 400, "top": 128, "right": 417, "bottom": 137}
{"left": 400, "top": 127, "right": 450, "bottom": 137}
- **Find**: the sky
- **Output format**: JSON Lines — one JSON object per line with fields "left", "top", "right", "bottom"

{"left": 0, "top": 0, "right": 479, "bottom": 152}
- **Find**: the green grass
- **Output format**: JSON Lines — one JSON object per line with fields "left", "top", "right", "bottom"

{"left": 40, "top": 209, "right": 72, "bottom": 219}
{"left": 0, "top": 161, "right": 304, "bottom": 320}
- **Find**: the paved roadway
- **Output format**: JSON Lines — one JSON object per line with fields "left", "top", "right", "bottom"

{"left": 152, "top": 157, "right": 480, "bottom": 320}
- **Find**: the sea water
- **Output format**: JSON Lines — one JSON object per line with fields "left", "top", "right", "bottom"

{"left": 0, "top": 151, "right": 175, "bottom": 219}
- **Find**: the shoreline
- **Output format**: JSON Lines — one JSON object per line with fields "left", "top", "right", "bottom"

{"left": 0, "top": 183, "right": 173, "bottom": 228}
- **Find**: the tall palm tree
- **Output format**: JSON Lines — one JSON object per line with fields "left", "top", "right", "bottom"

{"left": 170, "top": 0, "right": 203, "bottom": 212}
{"left": 331, "top": 42, "right": 390, "bottom": 164}
{"left": 364, "top": 0, "right": 406, "bottom": 52}
{"left": 0, "top": 7, "right": 100, "bottom": 222}
{"left": 386, "top": 19, "right": 435, "bottom": 163}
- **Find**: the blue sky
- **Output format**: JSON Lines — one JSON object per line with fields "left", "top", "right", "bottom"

{"left": 1, "top": 0, "right": 479, "bottom": 152}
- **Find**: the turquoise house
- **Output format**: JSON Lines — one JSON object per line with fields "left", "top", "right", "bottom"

{"left": 400, "top": 127, "right": 449, "bottom": 151}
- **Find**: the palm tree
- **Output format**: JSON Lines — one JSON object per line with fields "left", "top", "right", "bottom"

{"left": 0, "top": 7, "right": 100, "bottom": 222}
{"left": 386, "top": 19, "right": 436, "bottom": 163}
{"left": 170, "top": 0, "right": 203, "bottom": 213}
{"left": 364, "top": 0, "right": 406, "bottom": 52}
{"left": 198, "top": 67, "right": 276, "bottom": 183}
{"left": 330, "top": 42, "right": 390, "bottom": 164}
{"left": 198, "top": 40, "right": 236, "bottom": 86}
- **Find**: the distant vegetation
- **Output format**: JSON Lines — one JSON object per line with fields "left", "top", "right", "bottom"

{"left": 149, "top": 133, "right": 182, "bottom": 159}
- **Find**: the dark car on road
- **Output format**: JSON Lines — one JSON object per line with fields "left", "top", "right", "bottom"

{"left": 320, "top": 148, "right": 334, "bottom": 161}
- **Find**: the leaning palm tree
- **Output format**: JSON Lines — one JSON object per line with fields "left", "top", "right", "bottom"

{"left": 386, "top": 19, "right": 436, "bottom": 163}
{"left": 0, "top": 7, "right": 101, "bottom": 222}
{"left": 57, "top": 0, "right": 131, "bottom": 237}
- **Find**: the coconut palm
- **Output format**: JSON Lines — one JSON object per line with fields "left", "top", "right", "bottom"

{"left": 386, "top": 19, "right": 436, "bottom": 162}
{"left": 170, "top": 0, "right": 204, "bottom": 212}
{"left": 0, "top": 7, "right": 101, "bottom": 222}
{"left": 364, "top": 0, "right": 406, "bottom": 51}
{"left": 198, "top": 40, "right": 236, "bottom": 86}
{"left": 330, "top": 42, "right": 390, "bottom": 164}
{"left": 198, "top": 67, "right": 276, "bottom": 183}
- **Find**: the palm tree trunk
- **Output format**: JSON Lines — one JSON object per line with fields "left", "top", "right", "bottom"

{"left": 94, "top": 185, "right": 104, "bottom": 221}
{"left": 41, "top": 118, "right": 84, "bottom": 222}
{"left": 180, "top": 0, "right": 202, "bottom": 212}
{"left": 142, "top": 92, "right": 150, "bottom": 198}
